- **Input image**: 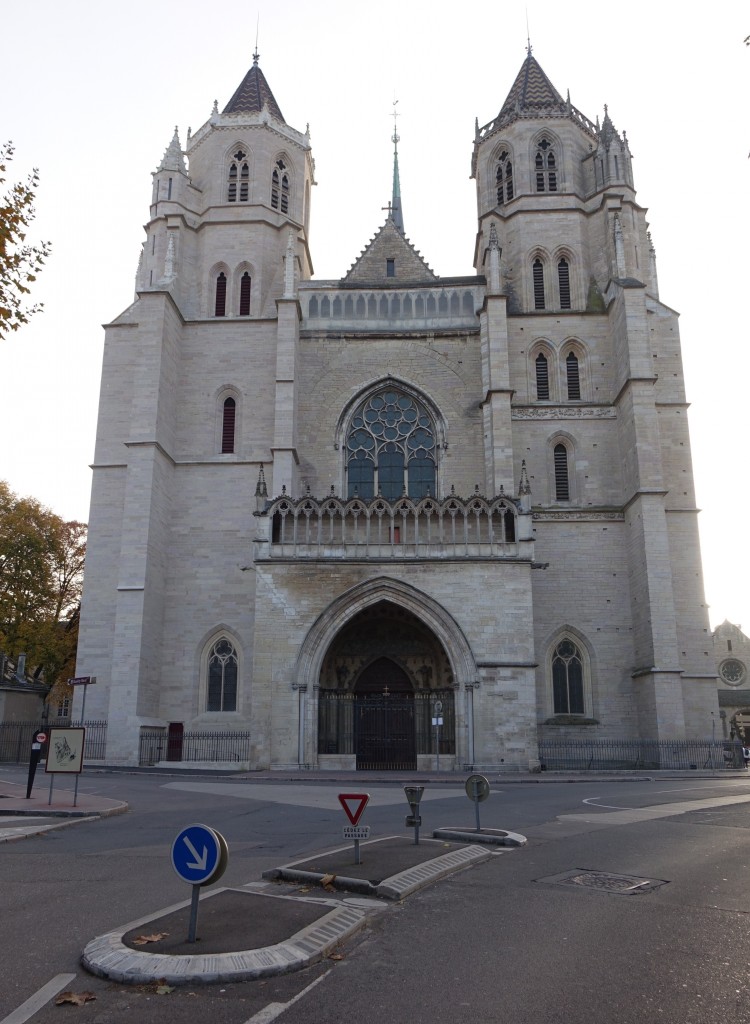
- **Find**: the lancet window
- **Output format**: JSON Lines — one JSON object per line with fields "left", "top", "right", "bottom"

{"left": 566, "top": 353, "right": 581, "bottom": 401}
{"left": 271, "top": 160, "right": 289, "bottom": 214}
{"left": 536, "top": 354, "right": 550, "bottom": 400}
{"left": 554, "top": 443, "right": 570, "bottom": 500}
{"left": 533, "top": 259, "right": 546, "bottom": 310}
{"left": 552, "top": 638, "right": 584, "bottom": 715}
{"left": 346, "top": 389, "right": 437, "bottom": 500}
{"left": 496, "top": 151, "right": 514, "bottom": 205}
{"left": 239, "top": 272, "right": 251, "bottom": 316}
{"left": 221, "top": 398, "right": 236, "bottom": 453}
{"left": 558, "top": 258, "right": 571, "bottom": 309}
{"left": 206, "top": 638, "right": 238, "bottom": 712}
{"left": 535, "top": 137, "right": 558, "bottom": 192}
{"left": 214, "top": 273, "right": 227, "bottom": 317}
{"left": 227, "top": 150, "right": 249, "bottom": 203}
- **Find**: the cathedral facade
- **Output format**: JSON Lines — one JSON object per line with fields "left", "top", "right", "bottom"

{"left": 75, "top": 52, "right": 719, "bottom": 768}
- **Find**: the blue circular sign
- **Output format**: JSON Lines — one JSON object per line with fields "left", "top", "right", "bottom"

{"left": 171, "top": 823, "right": 226, "bottom": 886}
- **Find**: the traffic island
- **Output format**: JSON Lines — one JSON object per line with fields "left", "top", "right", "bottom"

{"left": 263, "top": 835, "right": 495, "bottom": 900}
{"left": 82, "top": 887, "right": 367, "bottom": 986}
{"left": 432, "top": 827, "right": 527, "bottom": 846}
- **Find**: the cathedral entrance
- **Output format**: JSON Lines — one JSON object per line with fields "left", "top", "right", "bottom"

{"left": 317, "top": 601, "right": 455, "bottom": 770}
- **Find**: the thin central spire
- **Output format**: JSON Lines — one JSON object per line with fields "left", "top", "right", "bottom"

{"left": 390, "top": 100, "right": 404, "bottom": 232}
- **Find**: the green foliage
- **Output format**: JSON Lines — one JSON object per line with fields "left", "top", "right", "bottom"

{"left": 0, "top": 481, "right": 86, "bottom": 688}
{"left": 0, "top": 141, "right": 51, "bottom": 338}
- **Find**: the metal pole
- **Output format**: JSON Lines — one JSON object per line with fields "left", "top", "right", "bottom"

{"left": 73, "top": 683, "right": 88, "bottom": 808}
{"left": 187, "top": 884, "right": 200, "bottom": 942}
{"left": 473, "top": 778, "right": 481, "bottom": 832}
{"left": 354, "top": 838, "right": 361, "bottom": 865}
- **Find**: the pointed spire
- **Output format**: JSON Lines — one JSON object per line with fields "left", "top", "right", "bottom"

{"left": 255, "top": 464, "right": 268, "bottom": 512}
{"left": 487, "top": 223, "right": 502, "bottom": 294}
{"left": 158, "top": 127, "right": 186, "bottom": 173}
{"left": 518, "top": 460, "right": 531, "bottom": 496}
{"left": 492, "top": 51, "right": 567, "bottom": 131}
{"left": 390, "top": 100, "right": 404, "bottom": 232}
{"left": 223, "top": 56, "right": 285, "bottom": 121}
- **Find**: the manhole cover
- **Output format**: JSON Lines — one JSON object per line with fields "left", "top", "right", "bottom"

{"left": 536, "top": 869, "right": 668, "bottom": 895}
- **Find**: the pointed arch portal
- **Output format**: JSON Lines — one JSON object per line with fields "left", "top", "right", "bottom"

{"left": 300, "top": 580, "right": 473, "bottom": 769}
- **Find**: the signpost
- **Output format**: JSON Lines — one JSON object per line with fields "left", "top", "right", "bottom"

{"left": 66, "top": 675, "right": 97, "bottom": 806}
{"left": 171, "top": 823, "right": 228, "bottom": 943}
{"left": 432, "top": 700, "right": 443, "bottom": 771}
{"left": 45, "top": 727, "right": 85, "bottom": 806}
{"left": 26, "top": 730, "right": 47, "bottom": 799}
{"left": 404, "top": 785, "right": 424, "bottom": 845}
{"left": 338, "top": 793, "right": 370, "bottom": 864}
{"left": 465, "top": 773, "right": 490, "bottom": 832}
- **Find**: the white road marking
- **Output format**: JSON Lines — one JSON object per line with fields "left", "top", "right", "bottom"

{"left": 243, "top": 969, "right": 331, "bottom": 1023}
{"left": 0, "top": 974, "right": 77, "bottom": 1024}
{"left": 582, "top": 798, "right": 627, "bottom": 809}
{"left": 563, "top": 792, "right": 750, "bottom": 827}
{"left": 162, "top": 781, "right": 465, "bottom": 808}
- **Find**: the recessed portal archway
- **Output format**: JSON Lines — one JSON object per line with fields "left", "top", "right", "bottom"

{"left": 317, "top": 601, "right": 455, "bottom": 769}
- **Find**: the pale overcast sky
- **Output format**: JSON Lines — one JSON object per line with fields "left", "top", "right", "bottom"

{"left": 1, "top": 1, "right": 748, "bottom": 631}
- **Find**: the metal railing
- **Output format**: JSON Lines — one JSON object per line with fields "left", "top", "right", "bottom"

{"left": 0, "top": 720, "right": 107, "bottom": 763}
{"left": 138, "top": 728, "right": 252, "bottom": 766}
{"left": 538, "top": 738, "right": 744, "bottom": 772}
{"left": 318, "top": 689, "right": 456, "bottom": 757}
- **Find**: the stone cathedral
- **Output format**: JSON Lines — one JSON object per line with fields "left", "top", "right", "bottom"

{"left": 76, "top": 50, "right": 719, "bottom": 769}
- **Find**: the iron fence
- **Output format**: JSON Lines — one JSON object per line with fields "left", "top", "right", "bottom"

{"left": 318, "top": 689, "right": 455, "bottom": 759}
{"left": 538, "top": 738, "right": 744, "bottom": 772}
{"left": 0, "top": 720, "right": 107, "bottom": 763}
{"left": 138, "top": 728, "right": 251, "bottom": 766}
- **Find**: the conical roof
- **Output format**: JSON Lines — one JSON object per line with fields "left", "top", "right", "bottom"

{"left": 493, "top": 52, "right": 566, "bottom": 128}
{"left": 223, "top": 55, "right": 285, "bottom": 122}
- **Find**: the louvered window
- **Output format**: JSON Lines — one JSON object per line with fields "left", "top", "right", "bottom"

{"left": 536, "top": 354, "right": 550, "bottom": 400}
{"left": 239, "top": 273, "right": 251, "bottom": 316}
{"left": 533, "top": 259, "right": 545, "bottom": 309}
{"left": 227, "top": 150, "right": 248, "bottom": 203}
{"left": 535, "top": 138, "right": 558, "bottom": 192}
{"left": 496, "top": 151, "right": 513, "bottom": 205}
{"left": 566, "top": 353, "right": 581, "bottom": 401}
{"left": 221, "top": 397, "right": 236, "bottom": 453}
{"left": 554, "top": 443, "right": 570, "bottom": 500}
{"left": 271, "top": 159, "right": 289, "bottom": 212}
{"left": 281, "top": 173, "right": 289, "bottom": 213}
{"left": 558, "top": 259, "right": 571, "bottom": 309}
{"left": 214, "top": 273, "right": 227, "bottom": 317}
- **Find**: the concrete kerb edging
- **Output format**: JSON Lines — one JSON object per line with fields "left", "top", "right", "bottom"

{"left": 81, "top": 887, "right": 367, "bottom": 986}
{"left": 0, "top": 802, "right": 129, "bottom": 819}
{"left": 432, "top": 828, "right": 527, "bottom": 847}
{"left": 263, "top": 835, "right": 497, "bottom": 901}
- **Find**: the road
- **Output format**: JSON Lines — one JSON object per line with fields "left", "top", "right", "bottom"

{"left": 2, "top": 768, "right": 750, "bottom": 1023}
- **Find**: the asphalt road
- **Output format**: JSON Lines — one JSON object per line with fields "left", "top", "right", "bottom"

{"left": 3, "top": 768, "right": 750, "bottom": 1023}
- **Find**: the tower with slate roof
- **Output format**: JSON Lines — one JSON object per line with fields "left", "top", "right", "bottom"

{"left": 76, "top": 49, "right": 718, "bottom": 768}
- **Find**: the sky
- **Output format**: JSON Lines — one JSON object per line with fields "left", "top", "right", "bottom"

{"left": 1, "top": 0, "right": 748, "bottom": 631}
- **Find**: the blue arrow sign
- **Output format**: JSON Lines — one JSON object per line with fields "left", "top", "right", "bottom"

{"left": 171, "top": 823, "right": 223, "bottom": 886}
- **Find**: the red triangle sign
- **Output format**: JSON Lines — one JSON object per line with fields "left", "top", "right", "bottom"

{"left": 338, "top": 792, "right": 370, "bottom": 826}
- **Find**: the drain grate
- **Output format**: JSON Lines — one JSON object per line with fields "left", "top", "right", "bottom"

{"left": 536, "top": 869, "right": 668, "bottom": 895}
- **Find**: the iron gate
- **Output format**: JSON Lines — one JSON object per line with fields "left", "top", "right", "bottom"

{"left": 318, "top": 689, "right": 455, "bottom": 769}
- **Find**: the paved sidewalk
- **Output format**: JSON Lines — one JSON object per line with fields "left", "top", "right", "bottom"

{"left": 0, "top": 778, "right": 128, "bottom": 842}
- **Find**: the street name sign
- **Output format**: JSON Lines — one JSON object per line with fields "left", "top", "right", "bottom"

{"left": 338, "top": 793, "right": 370, "bottom": 826}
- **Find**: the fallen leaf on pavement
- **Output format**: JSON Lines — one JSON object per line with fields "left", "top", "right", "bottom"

{"left": 55, "top": 992, "right": 97, "bottom": 1006}
{"left": 132, "top": 932, "right": 169, "bottom": 945}
{"left": 320, "top": 873, "right": 337, "bottom": 891}
{"left": 329, "top": 953, "right": 345, "bottom": 961}
{"left": 156, "top": 984, "right": 175, "bottom": 995}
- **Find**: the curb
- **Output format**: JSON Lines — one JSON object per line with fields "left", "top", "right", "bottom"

{"left": 432, "top": 828, "right": 527, "bottom": 847}
{"left": 82, "top": 887, "right": 367, "bottom": 986}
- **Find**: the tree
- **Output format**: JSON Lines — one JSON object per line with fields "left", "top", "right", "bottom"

{"left": 0, "top": 482, "right": 86, "bottom": 692}
{"left": 0, "top": 142, "right": 51, "bottom": 338}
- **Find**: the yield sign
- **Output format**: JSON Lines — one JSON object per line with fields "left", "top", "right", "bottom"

{"left": 338, "top": 793, "right": 370, "bottom": 826}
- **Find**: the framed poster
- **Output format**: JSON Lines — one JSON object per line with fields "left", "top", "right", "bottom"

{"left": 45, "top": 728, "right": 86, "bottom": 774}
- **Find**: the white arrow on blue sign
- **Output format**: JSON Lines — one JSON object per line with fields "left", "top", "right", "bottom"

{"left": 171, "top": 823, "right": 225, "bottom": 886}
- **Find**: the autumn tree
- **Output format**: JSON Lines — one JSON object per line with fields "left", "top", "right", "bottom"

{"left": 0, "top": 142, "right": 51, "bottom": 338}
{"left": 0, "top": 482, "right": 86, "bottom": 694}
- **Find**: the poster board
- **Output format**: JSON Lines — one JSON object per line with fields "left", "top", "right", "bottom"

{"left": 44, "top": 728, "right": 85, "bottom": 774}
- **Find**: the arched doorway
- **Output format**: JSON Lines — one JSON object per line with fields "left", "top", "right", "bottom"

{"left": 354, "top": 657, "right": 415, "bottom": 769}
{"left": 317, "top": 601, "right": 456, "bottom": 770}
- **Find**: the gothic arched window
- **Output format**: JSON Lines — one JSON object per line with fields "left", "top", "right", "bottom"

{"left": 496, "top": 151, "right": 513, "bottom": 205}
{"left": 346, "top": 388, "right": 437, "bottom": 500}
{"left": 271, "top": 160, "right": 289, "bottom": 213}
{"left": 554, "top": 442, "right": 570, "bottom": 500}
{"left": 558, "top": 258, "right": 571, "bottom": 309}
{"left": 533, "top": 258, "right": 546, "bottom": 310}
{"left": 239, "top": 272, "right": 251, "bottom": 316}
{"left": 535, "top": 137, "right": 558, "bottom": 192}
{"left": 207, "top": 637, "right": 238, "bottom": 712}
{"left": 566, "top": 352, "right": 581, "bottom": 401}
{"left": 535, "top": 353, "right": 550, "bottom": 400}
{"left": 221, "top": 397, "right": 236, "bottom": 453}
{"left": 227, "top": 150, "right": 249, "bottom": 203}
{"left": 552, "top": 638, "right": 585, "bottom": 715}
{"left": 214, "top": 272, "right": 227, "bottom": 317}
